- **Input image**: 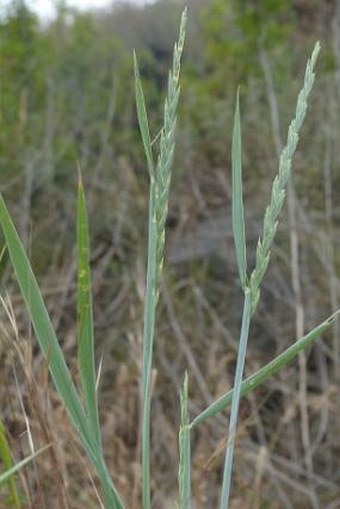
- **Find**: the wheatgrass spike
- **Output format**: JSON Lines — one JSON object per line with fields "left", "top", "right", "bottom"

{"left": 249, "top": 42, "right": 320, "bottom": 314}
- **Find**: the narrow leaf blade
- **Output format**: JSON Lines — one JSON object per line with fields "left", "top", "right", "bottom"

{"left": 232, "top": 87, "right": 247, "bottom": 289}
{"left": 77, "top": 170, "right": 102, "bottom": 451}
{"left": 190, "top": 311, "right": 339, "bottom": 428}
{"left": 0, "top": 445, "right": 50, "bottom": 486}
{"left": 134, "top": 51, "right": 155, "bottom": 180}
{"left": 0, "top": 194, "right": 90, "bottom": 447}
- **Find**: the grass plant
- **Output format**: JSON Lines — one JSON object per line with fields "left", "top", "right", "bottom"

{"left": 0, "top": 8, "right": 338, "bottom": 509}
{"left": 134, "top": 9, "right": 187, "bottom": 508}
{"left": 218, "top": 41, "right": 322, "bottom": 509}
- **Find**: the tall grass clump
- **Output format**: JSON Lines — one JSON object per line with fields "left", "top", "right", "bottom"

{"left": 0, "top": 8, "right": 338, "bottom": 509}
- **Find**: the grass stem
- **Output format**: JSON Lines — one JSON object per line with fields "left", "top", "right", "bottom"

{"left": 220, "top": 290, "right": 252, "bottom": 508}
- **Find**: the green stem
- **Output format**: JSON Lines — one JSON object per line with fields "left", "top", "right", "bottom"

{"left": 220, "top": 289, "right": 252, "bottom": 509}
{"left": 178, "top": 373, "right": 191, "bottom": 509}
{"left": 142, "top": 181, "right": 158, "bottom": 509}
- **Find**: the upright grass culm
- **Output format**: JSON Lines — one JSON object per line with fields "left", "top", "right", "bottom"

{"left": 219, "top": 42, "right": 321, "bottom": 509}
{"left": 178, "top": 372, "right": 191, "bottom": 509}
{"left": 134, "top": 9, "right": 187, "bottom": 509}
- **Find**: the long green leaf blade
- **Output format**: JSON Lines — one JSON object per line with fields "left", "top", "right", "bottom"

{"left": 178, "top": 372, "right": 191, "bottom": 509}
{"left": 0, "top": 194, "right": 91, "bottom": 449}
{"left": 77, "top": 178, "right": 125, "bottom": 509}
{"left": 134, "top": 51, "right": 155, "bottom": 180}
{"left": 77, "top": 170, "right": 102, "bottom": 452}
{"left": 232, "top": 87, "right": 247, "bottom": 289}
{"left": 190, "top": 310, "right": 338, "bottom": 428}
